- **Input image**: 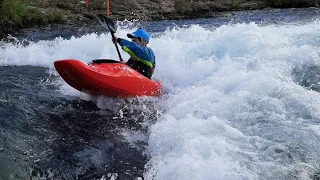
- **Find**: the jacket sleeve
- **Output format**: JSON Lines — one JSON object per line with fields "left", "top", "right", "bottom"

{"left": 118, "top": 39, "right": 144, "bottom": 56}
{"left": 117, "top": 38, "right": 155, "bottom": 68}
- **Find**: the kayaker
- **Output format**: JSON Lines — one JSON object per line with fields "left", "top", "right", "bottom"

{"left": 112, "top": 28, "right": 155, "bottom": 79}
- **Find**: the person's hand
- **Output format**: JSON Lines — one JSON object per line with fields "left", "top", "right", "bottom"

{"left": 112, "top": 36, "right": 118, "bottom": 44}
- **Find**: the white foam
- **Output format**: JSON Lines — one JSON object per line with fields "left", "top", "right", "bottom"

{"left": 1, "top": 19, "right": 320, "bottom": 179}
{"left": 146, "top": 22, "right": 320, "bottom": 179}
{"left": 0, "top": 32, "right": 130, "bottom": 67}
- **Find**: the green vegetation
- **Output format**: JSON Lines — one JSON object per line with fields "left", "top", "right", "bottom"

{"left": 0, "top": 0, "right": 65, "bottom": 28}
{"left": 88, "top": 0, "right": 106, "bottom": 10}
{"left": 269, "top": 0, "right": 317, "bottom": 8}
{"left": 174, "top": 0, "right": 193, "bottom": 14}
{"left": 229, "top": 0, "right": 243, "bottom": 9}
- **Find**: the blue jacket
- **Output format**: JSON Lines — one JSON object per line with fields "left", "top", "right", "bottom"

{"left": 118, "top": 39, "right": 155, "bottom": 68}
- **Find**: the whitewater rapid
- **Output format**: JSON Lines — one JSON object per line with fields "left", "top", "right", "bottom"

{"left": 1, "top": 19, "right": 320, "bottom": 179}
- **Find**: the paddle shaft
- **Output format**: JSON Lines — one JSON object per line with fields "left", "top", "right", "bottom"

{"left": 97, "top": 14, "right": 124, "bottom": 62}
{"left": 110, "top": 32, "right": 123, "bottom": 62}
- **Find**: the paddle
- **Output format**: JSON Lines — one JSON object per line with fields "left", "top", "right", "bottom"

{"left": 96, "top": 14, "right": 123, "bottom": 62}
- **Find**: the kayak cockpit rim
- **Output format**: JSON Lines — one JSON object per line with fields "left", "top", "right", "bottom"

{"left": 91, "top": 59, "right": 120, "bottom": 64}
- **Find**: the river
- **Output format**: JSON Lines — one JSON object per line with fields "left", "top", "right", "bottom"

{"left": 1, "top": 8, "right": 320, "bottom": 180}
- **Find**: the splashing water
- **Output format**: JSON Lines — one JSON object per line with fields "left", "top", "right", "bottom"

{"left": 1, "top": 9, "right": 320, "bottom": 180}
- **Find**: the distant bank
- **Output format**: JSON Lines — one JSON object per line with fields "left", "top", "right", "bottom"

{"left": 1, "top": 0, "right": 319, "bottom": 39}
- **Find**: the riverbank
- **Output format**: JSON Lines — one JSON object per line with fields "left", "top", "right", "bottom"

{"left": 1, "top": 0, "right": 319, "bottom": 39}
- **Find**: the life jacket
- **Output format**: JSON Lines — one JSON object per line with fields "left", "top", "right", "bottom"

{"left": 119, "top": 39, "right": 155, "bottom": 68}
{"left": 126, "top": 57, "right": 155, "bottom": 79}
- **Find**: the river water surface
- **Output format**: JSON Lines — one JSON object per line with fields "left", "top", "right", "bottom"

{"left": 1, "top": 8, "right": 320, "bottom": 180}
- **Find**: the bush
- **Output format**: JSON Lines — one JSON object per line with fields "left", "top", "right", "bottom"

{"left": 88, "top": 0, "right": 106, "bottom": 10}
{"left": 0, "top": 0, "right": 65, "bottom": 27}
{"left": 1, "top": 0, "right": 27, "bottom": 22}
{"left": 269, "top": 0, "right": 317, "bottom": 8}
{"left": 174, "top": 0, "right": 193, "bottom": 14}
{"left": 51, "top": 11, "right": 65, "bottom": 23}
{"left": 23, "top": 7, "right": 47, "bottom": 24}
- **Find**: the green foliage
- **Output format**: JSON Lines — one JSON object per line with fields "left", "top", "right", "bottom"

{"left": 23, "top": 7, "right": 46, "bottom": 24}
{"left": 174, "top": 0, "right": 193, "bottom": 14}
{"left": 269, "top": 0, "right": 317, "bottom": 8}
{"left": 88, "top": 0, "right": 105, "bottom": 10}
{"left": 56, "top": 2, "right": 74, "bottom": 10}
{"left": 1, "top": 0, "right": 27, "bottom": 22}
{"left": 270, "top": 0, "right": 295, "bottom": 7}
{"left": 229, "top": 0, "right": 242, "bottom": 9}
{"left": 0, "top": 0, "right": 65, "bottom": 27}
{"left": 50, "top": 11, "right": 65, "bottom": 23}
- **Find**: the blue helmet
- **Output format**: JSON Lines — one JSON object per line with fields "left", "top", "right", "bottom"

{"left": 127, "top": 28, "right": 150, "bottom": 43}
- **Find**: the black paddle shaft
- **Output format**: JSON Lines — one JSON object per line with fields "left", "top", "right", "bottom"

{"left": 110, "top": 32, "right": 123, "bottom": 62}
{"left": 97, "top": 14, "right": 123, "bottom": 62}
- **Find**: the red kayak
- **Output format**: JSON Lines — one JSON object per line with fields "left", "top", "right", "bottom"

{"left": 54, "top": 59, "right": 161, "bottom": 97}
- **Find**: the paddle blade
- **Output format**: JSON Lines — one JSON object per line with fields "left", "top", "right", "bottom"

{"left": 97, "top": 14, "right": 116, "bottom": 33}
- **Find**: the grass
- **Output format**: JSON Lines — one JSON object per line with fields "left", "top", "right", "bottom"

{"left": 88, "top": 0, "right": 106, "bottom": 10}
{"left": 174, "top": 0, "right": 193, "bottom": 14}
{"left": 0, "top": 0, "right": 65, "bottom": 27}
